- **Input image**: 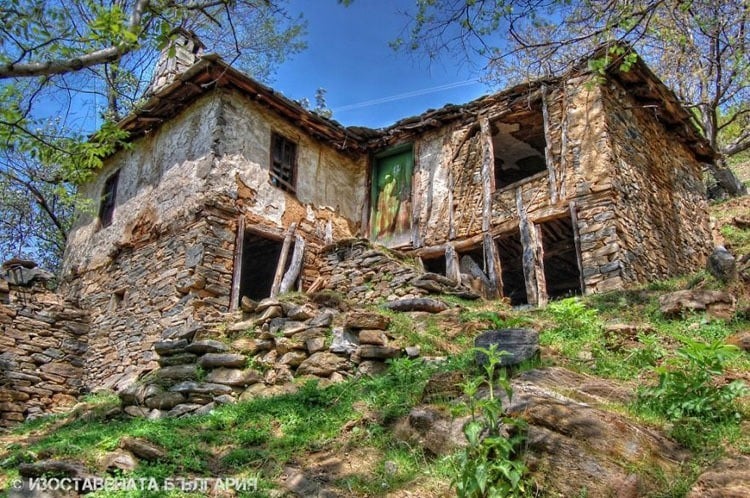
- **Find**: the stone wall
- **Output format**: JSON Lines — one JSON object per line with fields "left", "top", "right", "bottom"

{"left": 0, "top": 281, "right": 88, "bottom": 428}
{"left": 602, "top": 81, "right": 712, "bottom": 283}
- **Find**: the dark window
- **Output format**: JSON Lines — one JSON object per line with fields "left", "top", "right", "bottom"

{"left": 99, "top": 170, "right": 119, "bottom": 228}
{"left": 495, "top": 230, "right": 528, "bottom": 305}
{"left": 270, "top": 133, "right": 297, "bottom": 193}
{"left": 538, "top": 216, "right": 583, "bottom": 300}
{"left": 239, "top": 232, "right": 292, "bottom": 301}
{"left": 492, "top": 109, "right": 548, "bottom": 190}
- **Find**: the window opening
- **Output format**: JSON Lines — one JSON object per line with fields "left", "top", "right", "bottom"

{"left": 270, "top": 133, "right": 297, "bottom": 193}
{"left": 99, "top": 170, "right": 120, "bottom": 228}
{"left": 239, "top": 232, "right": 293, "bottom": 301}
{"left": 492, "top": 109, "right": 547, "bottom": 190}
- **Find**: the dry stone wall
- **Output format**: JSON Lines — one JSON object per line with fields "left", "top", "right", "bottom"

{"left": 602, "top": 81, "right": 712, "bottom": 283}
{"left": 0, "top": 281, "right": 88, "bottom": 428}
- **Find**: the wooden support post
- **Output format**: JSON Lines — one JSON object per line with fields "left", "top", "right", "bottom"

{"left": 516, "top": 188, "right": 540, "bottom": 305}
{"left": 229, "top": 216, "right": 245, "bottom": 311}
{"left": 483, "top": 232, "right": 501, "bottom": 299}
{"left": 541, "top": 84, "right": 558, "bottom": 205}
{"left": 448, "top": 167, "right": 455, "bottom": 240}
{"left": 445, "top": 244, "right": 461, "bottom": 284}
{"left": 280, "top": 234, "right": 305, "bottom": 294}
{"left": 479, "top": 117, "right": 494, "bottom": 233}
{"left": 569, "top": 201, "right": 586, "bottom": 294}
{"left": 270, "top": 222, "right": 297, "bottom": 297}
{"left": 535, "top": 224, "right": 549, "bottom": 307}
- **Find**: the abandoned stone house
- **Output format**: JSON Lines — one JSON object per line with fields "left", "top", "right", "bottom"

{"left": 1, "top": 33, "right": 714, "bottom": 423}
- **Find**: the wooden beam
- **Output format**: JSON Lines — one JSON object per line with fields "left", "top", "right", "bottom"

{"left": 516, "top": 188, "right": 540, "bottom": 305}
{"left": 483, "top": 232, "right": 501, "bottom": 299}
{"left": 270, "top": 222, "right": 297, "bottom": 297}
{"left": 569, "top": 201, "right": 586, "bottom": 294}
{"left": 535, "top": 223, "right": 549, "bottom": 307}
{"left": 541, "top": 84, "right": 558, "bottom": 205}
{"left": 479, "top": 116, "right": 494, "bottom": 233}
{"left": 280, "top": 234, "right": 305, "bottom": 294}
{"left": 229, "top": 216, "right": 245, "bottom": 312}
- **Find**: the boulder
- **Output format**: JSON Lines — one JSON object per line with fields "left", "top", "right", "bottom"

{"left": 474, "top": 329, "right": 540, "bottom": 367}
{"left": 197, "top": 353, "right": 246, "bottom": 369}
{"left": 345, "top": 311, "right": 391, "bottom": 330}
{"left": 707, "top": 246, "right": 737, "bottom": 282}
{"left": 358, "top": 329, "right": 388, "bottom": 346}
{"left": 659, "top": 290, "right": 736, "bottom": 320}
{"left": 687, "top": 454, "right": 750, "bottom": 497}
{"left": 205, "top": 368, "right": 262, "bottom": 387}
{"left": 119, "top": 437, "right": 167, "bottom": 461}
{"left": 296, "top": 352, "right": 349, "bottom": 377}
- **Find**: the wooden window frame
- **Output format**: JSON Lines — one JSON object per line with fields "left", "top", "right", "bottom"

{"left": 269, "top": 132, "right": 297, "bottom": 193}
{"left": 98, "top": 170, "right": 120, "bottom": 228}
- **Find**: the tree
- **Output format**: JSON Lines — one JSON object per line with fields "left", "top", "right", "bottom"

{"left": 393, "top": 0, "right": 748, "bottom": 196}
{"left": 0, "top": 0, "right": 306, "bottom": 272}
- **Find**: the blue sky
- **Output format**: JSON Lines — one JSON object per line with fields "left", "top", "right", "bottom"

{"left": 272, "top": 0, "right": 491, "bottom": 128}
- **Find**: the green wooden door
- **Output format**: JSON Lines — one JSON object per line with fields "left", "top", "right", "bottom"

{"left": 370, "top": 148, "right": 413, "bottom": 242}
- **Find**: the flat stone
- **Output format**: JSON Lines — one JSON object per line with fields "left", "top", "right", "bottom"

{"left": 296, "top": 352, "right": 349, "bottom": 377}
{"left": 228, "top": 319, "right": 256, "bottom": 332}
{"left": 153, "top": 364, "right": 197, "bottom": 381}
{"left": 205, "top": 368, "right": 262, "bottom": 387}
{"left": 154, "top": 339, "right": 188, "bottom": 356}
{"left": 474, "top": 329, "right": 540, "bottom": 367}
{"left": 166, "top": 404, "right": 203, "bottom": 418}
{"left": 102, "top": 450, "right": 139, "bottom": 472}
{"left": 687, "top": 454, "right": 750, "bottom": 497}
{"left": 345, "top": 311, "right": 390, "bottom": 330}
{"left": 358, "top": 329, "right": 388, "bottom": 346}
{"left": 383, "top": 298, "right": 449, "bottom": 313}
{"left": 198, "top": 353, "right": 246, "bottom": 369}
{"left": 309, "top": 310, "right": 334, "bottom": 328}
{"left": 145, "top": 392, "right": 185, "bottom": 410}
{"left": 286, "top": 304, "right": 316, "bottom": 321}
{"left": 358, "top": 360, "right": 388, "bottom": 376}
{"left": 279, "top": 351, "right": 308, "bottom": 367}
{"left": 659, "top": 290, "right": 736, "bottom": 320}
{"left": 120, "top": 437, "right": 167, "bottom": 461}
{"left": 305, "top": 336, "right": 326, "bottom": 354}
{"left": 169, "top": 381, "right": 233, "bottom": 396}
{"left": 329, "top": 327, "right": 359, "bottom": 355}
{"left": 185, "top": 339, "right": 229, "bottom": 354}
{"left": 358, "top": 345, "right": 401, "bottom": 360}
{"left": 157, "top": 352, "right": 197, "bottom": 367}
{"left": 256, "top": 298, "right": 281, "bottom": 313}
{"left": 240, "top": 296, "right": 258, "bottom": 313}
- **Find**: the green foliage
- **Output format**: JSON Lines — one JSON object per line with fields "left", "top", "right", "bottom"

{"left": 451, "top": 346, "right": 530, "bottom": 498}
{"left": 541, "top": 298, "right": 604, "bottom": 359}
{"left": 638, "top": 337, "right": 747, "bottom": 423}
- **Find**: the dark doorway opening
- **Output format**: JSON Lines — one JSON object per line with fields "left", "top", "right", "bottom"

{"left": 495, "top": 231, "right": 528, "bottom": 305}
{"left": 538, "top": 216, "right": 582, "bottom": 300}
{"left": 422, "top": 255, "right": 446, "bottom": 275}
{"left": 239, "top": 232, "right": 290, "bottom": 301}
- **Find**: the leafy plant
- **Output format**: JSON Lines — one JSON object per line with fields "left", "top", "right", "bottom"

{"left": 451, "top": 346, "right": 530, "bottom": 498}
{"left": 637, "top": 337, "right": 748, "bottom": 427}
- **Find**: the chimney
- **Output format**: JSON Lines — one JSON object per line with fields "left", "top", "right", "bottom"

{"left": 147, "top": 28, "right": 205, "bottom": 95}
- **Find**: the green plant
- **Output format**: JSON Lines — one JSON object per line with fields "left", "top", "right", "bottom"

{"left": 451, "top": 346, "right": 530, "bottom": 497}
{"left": 638, "top": 337, "right": 747, "bottom": 423}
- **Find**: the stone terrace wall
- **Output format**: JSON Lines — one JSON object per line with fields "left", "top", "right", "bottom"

{"left": 0, "top": 281, "right": 88, "bottom": 428}
{"left": 602, "top": 81, "right": 712, "bottom": 283}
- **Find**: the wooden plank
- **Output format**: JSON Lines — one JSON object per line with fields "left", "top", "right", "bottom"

{"left": 306, "top": 276, "right": 326, "bottom": 294}
{"left": 280, "top": 234, "right": 305, "bottom": 294}
{"left": 569, "top": 201, "right": 586, "bottom": 294}
{"left": 483, "top": 232, "right": 501, "bottom": 299}
{"left": 270, "top": 222, "right": 297, "bottom": 297}
{"left": 516, "top": 188, "right": 539, "bottom": 305}
{"left": 479, "top": 117, "right": 494, "bottom": 233}
{"left": 541, "top": 84, "right": 558, "bottom": 205}
{"left": 535, "top": 223, "right": 549, "bottom": 307}
{"left": 229, "top": 216, "right": 245, "bottom": 312}
{"left": 411, "top": 142, "right": 422, "bottom": 248}
{"left": 445, "top": 244, "right": 461, "bottom": 284}
{"left": 448, "top": 166, "right": 455, "bottom": 240}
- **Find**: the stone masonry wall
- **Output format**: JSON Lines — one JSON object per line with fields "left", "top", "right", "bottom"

{"left": 602, "top": 81, "right": 712, "bottom": 283}
{"left": 0, "top": 281, "right": 88, "bottom": 428}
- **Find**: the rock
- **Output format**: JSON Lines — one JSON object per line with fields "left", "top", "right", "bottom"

{"left": 405, "top": 346, "right": 421, "bottom": 358}
{"left": 228, "top": 319, "right": 255, "bottom": 332}
{"left": 194, "top": 402, "right": 216, "bottom": 416}
{"left": 152, "top": 364, "right": 197, "bottom": 381}
{"left": 275, "top": 336, "right": 305, "bottom": 355}
{"left": 659, "top": 290, "right": 736, "bottom": 320}
{"left": 280, "top": 466, "right": 322, "bottom": 497}
{"left": 305, "top": 336, "right": 326, "bottom": 354}
{"left": 18, "top": 459, "right": 95, "bottom": 480}
{"left": 205, "top": 368, "right": 262, "bottom": 387}
{"left": 382, "top": 298, "right": 449, "bottom": 313}
{"left": 296, "top": 352, "right": 349, "bottom": 377}
{"left": 358, "top": 345, "right": 401, "bottom": 360}
{"left": 101, "top": 450, "right": 139, "bottom": 472}
{"left": 256, "top": 298, "right": 281, "bottom": 313}
{"left": 345, "top": 311, "right": 390, "bottom": 330}
{"left": 394, "top": 405, "right": 470, "bottom": 456}
{"left": 3, "top": 266, "right": 54, "bottom": 286}
{"left": 421, "top": 370, "right": 465, "bottom": 403}
{"left": 166, "top": 403, "right": 203, "bottom": 417}
{"left": 727, "top": 332, "right": 750, "bottom": 352}
{"left": 279, "top": 321, "right": 310, "bottom": 337}
{"left": 240, "top": 296, "right": 258, "bottom": 313}
{"left": 286, "top": 304, "right": 316, "bottom": 321}
{"left": 256, "top": 305, "right": 283, "bottom": 324}
{"left": 123, "top": 406, "right": 150, "bottom": 418}
{"left": 154, "top": 339, "right": 188, "bottom": 356}
{"left": 169, "top": 381, "right": 234, "bottom": 396}
{"left": 197, "top": 353, "right": 246, "bottom": 369}
{"left": 507, "top": 368, "right": 688, "bottom": 497}
{"left": 214, "top": 394, "right": 236, "bottom": 405}
{"left": 358, "top": 360, "right": 388, "bottom": 376}
{"left": 329, "top": 328, "right": 359, "bottom": 355}
{"left": 707, "top": 246, "right": 737, "bottom": 282}
{"left": 474, "top": 329, "right": 540, "bottom": 367}
{"left": 309, "top": 310, "right": 334, "bottom": 328}
{"left": 279, "top": 351, "right": 308, "bottom": 367}
{"left": 157, "top": 352, "right": 197, "bottom": 367}
{"left": 232, "top": 337, "right": 273, "bottom": 354}
{"left": 145, "top": 391, "right": 185, "bottom": 410}
{"left": 687, "top": 454, "right": 750, "bottom": 497}
{"left": 358, "top": 329, "right": 387, "bottom": 346}
{"left": 185, "top": 339, "right": 229, "bottom": 354}
{"left": 120, "top": 437, "right": 167, "bottom": 461}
